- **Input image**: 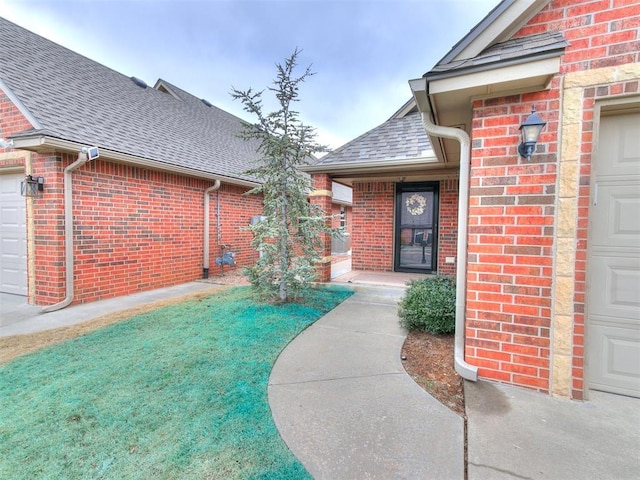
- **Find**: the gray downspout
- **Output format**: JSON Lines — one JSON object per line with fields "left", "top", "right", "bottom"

{"left": 42, "top": 150, "right": 93, "bottom": 313}
{"left": 203, "top": 180, "right": 221, "bottom": 278}
{"left": 419, "top": 111, "right": 479, "bottom": 382}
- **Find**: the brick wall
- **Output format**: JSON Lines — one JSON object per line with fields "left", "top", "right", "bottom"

{"left": 310, "top": 173, "right": 333, "bottom": 281}
{"left": 467, "top": 94, "right": 558, "bottom": 392}
{"left": 32, "top": 153, "right": 66, "bottom": 304}
{"left": 437, "top": 179, "right": 458, "bottom": 276}
{"left": 215, "top": 182, "right": 263, "bottom": 267}
{"left": 352, "top": 182, "right": 395, "bottom": 271}
{"left": 330, "top": 203, "right": 352, "bottom": 234}
{"left": 517, "top": 0, "right": 640, "bottom": 73}
{"left": 30, "top": 154, "right": 262, "bottom": 305}
{"left": 466, "top": 0, "right": 640, "bottom": 395}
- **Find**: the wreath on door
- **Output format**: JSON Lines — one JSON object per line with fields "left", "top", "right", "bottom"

{"left": 405, "top": 193, "right": 427, "bottom": 216}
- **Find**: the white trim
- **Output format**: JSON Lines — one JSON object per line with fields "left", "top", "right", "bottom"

{"left": 441, "top": 0, "right": 549, "bottom": 64}
{"left": 10, "top": 135, "right": 259, "bottom": 188}
{"left": 153, "top": 79, "right": 182, "bottom": 100}
{"left": 302, "top": 153, "right": 437, "bottom": 173}
{"left": 429, "top": 56, "right": 561, "bottom": 95}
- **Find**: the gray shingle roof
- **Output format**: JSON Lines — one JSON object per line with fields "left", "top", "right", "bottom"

{"left": 0, "top": 17, "right": 262, "bottom": 184}
{"left": 314, "top": 111, "right": 432, "bottom": 167}
{"left": 427, "top": 31, "right": 568, "bottom": 77}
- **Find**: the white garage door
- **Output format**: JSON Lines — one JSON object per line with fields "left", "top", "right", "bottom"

{"left": 0, "top": 172, "right": 27, "bottom": 296}
{"left": 587, "top": 109, "right": 640, "bottom": 398}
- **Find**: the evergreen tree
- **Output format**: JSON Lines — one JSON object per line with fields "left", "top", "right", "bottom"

{"left": 231, "top": 49, "right": 334, "bottom": 302}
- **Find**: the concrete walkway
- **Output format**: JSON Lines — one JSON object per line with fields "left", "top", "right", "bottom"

{"left": 268, "top": 287, "right": 464, "bottom": 479}
{"left": 466, "top": 380, "right": 640, "bottom": 480}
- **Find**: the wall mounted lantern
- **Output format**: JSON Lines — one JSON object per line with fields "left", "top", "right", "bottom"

{"left": 518, "top": 106, "right": 546, "bottom": 161}
{"left": 21, "top": 175, "right": 44, "bottom": 197}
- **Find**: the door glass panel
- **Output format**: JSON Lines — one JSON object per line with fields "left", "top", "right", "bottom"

{"left": 398, "top": 190, "right": 435, "bottom": 271}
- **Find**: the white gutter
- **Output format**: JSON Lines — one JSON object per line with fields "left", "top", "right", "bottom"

{"left": 301, "top": 153, "right": 437, "bottom": 173}
{"left": 410, "top": 78, "right": 478, "bottom": 382}
{"left": 10, "top": 135, "right": 259, "bottom": 189}
{"left": 203, "top": 180, "right": 221, "bottom": 278}
{"left": 42, "top": 150, "right": 93, "bottom": 313}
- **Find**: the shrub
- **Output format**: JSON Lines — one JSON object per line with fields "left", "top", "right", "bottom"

{"left": 398, "top": 276, "right": 456, "bottom": 334}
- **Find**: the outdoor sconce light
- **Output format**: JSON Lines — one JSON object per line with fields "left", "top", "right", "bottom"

{"left": 518, "top": 106, "right": 546, "bottom": 161}
{"left": 21, "top": 175, "right": 44, "bottom": 197}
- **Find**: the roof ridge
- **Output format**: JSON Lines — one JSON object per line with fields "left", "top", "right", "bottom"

{"left": 0, "top": 16, "right": 264, "bottom": 184}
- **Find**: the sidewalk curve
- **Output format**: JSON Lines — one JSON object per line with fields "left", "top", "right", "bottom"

{"left": 268, "top": 289, "right": 464, "bottom": 479}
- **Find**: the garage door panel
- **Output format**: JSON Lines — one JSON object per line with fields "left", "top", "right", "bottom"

{"left": 588, "top": 324, "right": 640, "bottom": 397}
{"left": 599, "top": 111, "right": 640, "bottom": 175}
{"left": 0, "top": 173, "right": 27, "bottom": 295}
{"left": 590, "top": 184, "right": 640, "bottom": 247}
{"left": 588, "top": 256, "right": 640, "bottom": 322}
{"left": 1, "top": 237, "right": 23, "bottom": 256}
{"left": 1, "top": 206, "right": 21, "bottom": 225}
{"left": 588, "top": 110, "right": 640, "bottom": 397}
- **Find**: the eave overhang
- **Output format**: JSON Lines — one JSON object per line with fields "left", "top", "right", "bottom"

{"left": 9, "top": 134, "right": 260, "bottom": 188}
{"left": 427, "top": 53, "right": 562, "bottom": 96}
{"left": 410, "top": 51, "right": 563, "bottom": 164}
{"left": 301, "top": 154, "right": 437, "bottom": 175}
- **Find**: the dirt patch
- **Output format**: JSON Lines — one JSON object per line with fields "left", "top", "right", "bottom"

{"left": 0, "top": 273, "right": 250, "bottom": 366}
{"left": 199, "top": 267, "right": 251, "bottom": 286}
{"left": 401, "top": 330, "right": 464, "bottom": 416}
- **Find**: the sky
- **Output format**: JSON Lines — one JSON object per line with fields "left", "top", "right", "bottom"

{"left": 0, "top": 0, "right": 497, "bottom": 150}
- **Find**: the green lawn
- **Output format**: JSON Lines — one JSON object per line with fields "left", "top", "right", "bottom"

{"left": 0, "top": 285, "right": 352, "bottom": 479}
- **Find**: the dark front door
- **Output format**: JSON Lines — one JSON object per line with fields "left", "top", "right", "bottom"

{"left": 395, "top": 182, "right": 438, "bottom": 273}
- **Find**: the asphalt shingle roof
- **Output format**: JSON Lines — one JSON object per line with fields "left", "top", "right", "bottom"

{"left": 0, "top": 17, "right": 263, "bottom": 184}
{"left": 314, "top": 111, "right": 432, "bottom": 167}
{"left": 428, "top": 31, "right": 568, "bottom": 77}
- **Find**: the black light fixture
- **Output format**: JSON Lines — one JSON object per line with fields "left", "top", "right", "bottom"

{"left": 518, "top": 106, "right": 546, "bottom": 161}
{"left": 20, "top": 175, "right": 44, "bottom": 197}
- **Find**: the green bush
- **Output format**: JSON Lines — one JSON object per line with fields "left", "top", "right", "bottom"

{"left": 398, "top": 276, "right": 456, "bottom": 334}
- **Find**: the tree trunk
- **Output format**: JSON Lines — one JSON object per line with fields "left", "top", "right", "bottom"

{"left": 278, "top": 176, "right": 289, "bottom": 302}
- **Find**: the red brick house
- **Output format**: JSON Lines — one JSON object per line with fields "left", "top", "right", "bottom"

{"left": 0, "top": 18, "right": 349, "bottom": 311}
{"left": 309, "top": 0, "right": 640, "bottom": 399}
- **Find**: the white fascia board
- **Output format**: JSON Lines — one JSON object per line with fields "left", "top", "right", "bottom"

{"left": 301, "top": 153, "right": 438, "bottom": 174}
{"left": 409, "top": 78, "right": 430, "bottom": 112}
{"left": 449, "top": 0, "right": 548, "bottom": 62}
{"left": 409, "top": 78, "right": 449, "bottom": 165}
{"left": 428, "top": 56, "right": 560, "bottom": 95}
{"left": 10, "top": 135, "right": 259, "bottom": 188}
{"left": 0, "top": 78, "right": 43, "bottom": 130}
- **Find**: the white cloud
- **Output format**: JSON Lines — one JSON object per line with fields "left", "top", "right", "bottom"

{"left": 1, "top": 0, "right": 498, "bottom": 148}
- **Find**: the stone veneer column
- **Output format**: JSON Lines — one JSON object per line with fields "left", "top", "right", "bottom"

{"left": 310, "top": 173, "right": 333, "bottom": 282}
{"left": 553, "top": 64, "right": 640, "bottom": 398}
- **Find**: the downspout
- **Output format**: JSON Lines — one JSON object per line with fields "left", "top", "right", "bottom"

{"left": 203, "top": 180, "right": 221, "bottom": 278}
{"left": 42, "top": 150, "right": 93, "bottom": 313}
{"left": 419, "top": 109, "right": 479, "bottom": 382}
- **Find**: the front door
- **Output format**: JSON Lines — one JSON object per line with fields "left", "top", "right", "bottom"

{"left": 587, "top": 108, "right": 640, "bottom": 398}
{"left": 395, "top": 182, "right": 438, "bottom": 273}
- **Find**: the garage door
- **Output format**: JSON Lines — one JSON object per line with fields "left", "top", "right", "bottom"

{"left": 587, "top": 109, "right": 640, "bottom": 398}
{"left": 0, "top": 172, "right": 27, "bottom": 296}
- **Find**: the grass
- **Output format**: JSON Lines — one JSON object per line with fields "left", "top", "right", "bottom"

{"left": 0, "top": 285, "right": 353, "bottom": 479}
